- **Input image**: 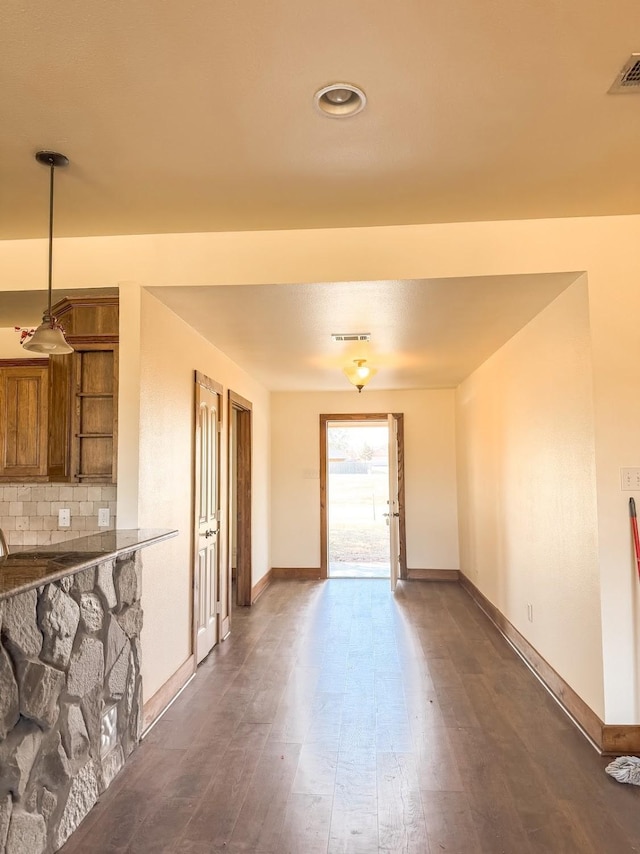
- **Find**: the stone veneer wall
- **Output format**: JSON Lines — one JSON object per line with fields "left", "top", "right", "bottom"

{"left": 0, "top": 552, "right": 143, "bottom": 853}
{"left": 0, "top": 485, "right": 117, "bottom": 549}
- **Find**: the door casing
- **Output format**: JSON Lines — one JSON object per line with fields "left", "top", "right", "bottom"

{"left": 229, "top": 390, "right": 253, "bottom": 608}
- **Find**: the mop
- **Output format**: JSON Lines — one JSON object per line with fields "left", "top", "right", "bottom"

{"left": 605, "top": 498, "right": 640, "bottom": 785}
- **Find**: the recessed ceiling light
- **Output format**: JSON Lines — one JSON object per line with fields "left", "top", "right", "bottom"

{"left": 314, "top": 83, "right": 367, "bottom": 118}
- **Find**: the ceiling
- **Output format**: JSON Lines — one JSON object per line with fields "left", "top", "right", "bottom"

{"left": 0, "top": 4, "right": 620, "bottom": 390}
{"left": 149, "top": 273, "right": 579, "bottom": 390}
{"left": 2, "top": 0, "right": 640, "bottom": 239}
{"left": 2, "top": 274, "right": 580, "bottom": 390}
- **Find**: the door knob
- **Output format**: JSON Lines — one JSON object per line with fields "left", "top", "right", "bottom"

{"left": 204, "top": 528, "right": 218, "bottom": 538}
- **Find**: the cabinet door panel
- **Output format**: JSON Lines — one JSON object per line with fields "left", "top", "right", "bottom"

{"left": 0, "top": 366, "right": 48, "bottom": 478}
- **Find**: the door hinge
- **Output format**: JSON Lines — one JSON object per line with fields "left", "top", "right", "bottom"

{"left": 215, "top": 602, "right": 222, "bottom": 615}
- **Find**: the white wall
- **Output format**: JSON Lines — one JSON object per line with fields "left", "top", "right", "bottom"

{"left": 125, "top": 287, "right": 271, "bottom": 702}
{"left": 271, "top": 389, "right": 459, "bottom": 571}
{"left": 456, "top": 277, "right": 604, "bottom": 717}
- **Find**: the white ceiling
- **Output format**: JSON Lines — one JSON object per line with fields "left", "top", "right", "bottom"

{"left": 2, "top": 0, "right": 640, "bottom": 238}
{"left": 149, "top": 273, "right": 580, "bottom": 390}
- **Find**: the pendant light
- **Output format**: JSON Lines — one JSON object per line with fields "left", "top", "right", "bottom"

{"left": 22, "top": 151, "right": 73, "bottom": 355}
{"left": 343, "top": 359, "right": 377, "bottom": 393}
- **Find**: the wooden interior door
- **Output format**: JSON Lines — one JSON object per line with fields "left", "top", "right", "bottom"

{"left": 194, "top": 372, "right": 221, "bottom": 663}
{"left": 388, "top": 413, "right": 401, "bottom": 590}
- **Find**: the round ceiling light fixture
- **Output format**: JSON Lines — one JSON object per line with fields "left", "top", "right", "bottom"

{"left": 314, "top": 83, "right": 367, "bottom": 118}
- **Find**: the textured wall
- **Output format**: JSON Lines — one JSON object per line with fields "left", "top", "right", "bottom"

{"left": 456, "top": 277, "right": 604, "bottom": 718}
{"left": 136, "top": 289, "right": 271, "bottom": 702}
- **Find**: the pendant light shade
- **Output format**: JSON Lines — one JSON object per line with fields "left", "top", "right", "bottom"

{"left": 22, "top": 320, "right": 73, "bottom": 354}
{"left": 343, "top": 359, "right": 377, "bottom": 393}
{"left": 22, "top": 151, "right": 73, "bottom": 356}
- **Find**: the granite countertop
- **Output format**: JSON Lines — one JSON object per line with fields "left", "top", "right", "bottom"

{"left": 0, "top": 528, "right": 178, "bottom": 601}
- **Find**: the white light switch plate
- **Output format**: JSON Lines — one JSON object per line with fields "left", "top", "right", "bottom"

{"left": 98, "top": 508, "right": 110, "bottom": 527}
{"left": 58, "top": 508, "right": 70, "bottom": 527}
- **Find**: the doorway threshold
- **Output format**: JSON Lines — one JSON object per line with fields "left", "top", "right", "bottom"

{"left": 329, "top": 562, "right": 390, "bottom": 579}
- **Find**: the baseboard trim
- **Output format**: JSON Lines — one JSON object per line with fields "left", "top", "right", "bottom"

{"left": 407, "top": 568, "right": 460, "bottom": 582}
{"left": 601, "top": 726, "right": 640, "bottom": 754}
{"left": 142, "top": 654, "right": 195, "bottom": 733}
{"left": 271, "top": 567, "right": 323, "bottom": 580}
{"left": 458, "top": 573, "right": 637, "bottom": 755}
{"left": 251, "top": 569, "right": 273, "bottom": 603}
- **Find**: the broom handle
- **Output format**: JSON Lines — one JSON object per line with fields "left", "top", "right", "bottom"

{"left": 630, "top": 498, "right": 640, "bottom": 580}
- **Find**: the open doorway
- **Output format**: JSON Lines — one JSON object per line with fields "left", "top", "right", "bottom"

{"left": 320, "top": 413, "right": 407, "bottom": 581}
{"left": 327, "top": 420, "right": 390, "bottom": 578}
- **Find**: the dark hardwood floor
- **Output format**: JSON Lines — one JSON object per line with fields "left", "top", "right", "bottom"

{"left": 61, "top": 579, "right": 640, "bottom": 853}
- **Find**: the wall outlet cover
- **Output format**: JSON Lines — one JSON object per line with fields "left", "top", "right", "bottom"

{"left": 58, "top": 509, "right": 70, "bottom": 527}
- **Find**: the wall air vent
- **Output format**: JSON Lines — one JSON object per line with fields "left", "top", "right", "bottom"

{"left": 331, "top": 333, "right": 371, "bottom": 342}
{"left": 609, "top": 54, "right": 640, "bottom": 93}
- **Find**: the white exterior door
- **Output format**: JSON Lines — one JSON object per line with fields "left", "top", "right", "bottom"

{"left": 388, "top": 413, "right": 401, "bottom": 591}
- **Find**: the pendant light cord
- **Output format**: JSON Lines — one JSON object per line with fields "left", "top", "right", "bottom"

{"left": 47, "top": 158, "right": 55, "bottom": 322}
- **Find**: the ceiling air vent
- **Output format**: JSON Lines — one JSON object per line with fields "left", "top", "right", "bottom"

{"left": 331, "top": 333, "right": 371, "bottom": 342}
{"left": 609, "top": 54, "right": 640, "bottom": 93}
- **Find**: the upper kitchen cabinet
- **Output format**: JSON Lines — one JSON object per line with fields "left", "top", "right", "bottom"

{"left": 48, "top": 295, "right": 119, "bottom": 483}
{"left": 0, "top": 360, "right": 49, "bottom": 480}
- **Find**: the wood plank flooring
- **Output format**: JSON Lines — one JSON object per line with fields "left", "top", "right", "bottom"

{"left": 61, "top": 580, "right": 640, "bottom": 853}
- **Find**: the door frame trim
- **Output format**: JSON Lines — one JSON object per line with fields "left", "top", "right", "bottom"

{"left": 319, "top": 413, "right": 407, "bottom": 580}
{"left": 229, "top": 390, "right": 253, "bottom": 608}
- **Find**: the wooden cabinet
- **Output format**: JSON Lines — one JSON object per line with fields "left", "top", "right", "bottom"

{"left": 0, "top": 360, "right": 49, "bottom": 480}
{"left": 48, "top": 296, "right": 119, "bottom": 483}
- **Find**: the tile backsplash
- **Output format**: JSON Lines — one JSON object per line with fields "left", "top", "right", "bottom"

{"left": 0, "top": 483, "right": 117, "bottom": 547}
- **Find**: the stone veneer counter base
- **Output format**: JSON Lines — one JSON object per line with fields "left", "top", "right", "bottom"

{"left": 0, "top": 529, "right": 177, "bottom": 854}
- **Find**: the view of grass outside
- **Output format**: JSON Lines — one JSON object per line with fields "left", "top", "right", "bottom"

{"left": 328, "top": 424, "right": 390, "bottom": 578}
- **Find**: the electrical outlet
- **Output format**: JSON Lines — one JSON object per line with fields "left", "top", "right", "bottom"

{"left": 58, "top": 508, "right": 70, "bottom": 527}
{"left": 621, "top": 468, "right": 640, "bottom": 491}
{"left": 98, "top": 508, "right": 110, "bottom": 527}
{"left": 527, "top": 603, "right": 533, "bottom": 623}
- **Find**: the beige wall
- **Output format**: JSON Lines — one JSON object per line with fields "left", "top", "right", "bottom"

{"left": 0, "top": 328, "right": 33, "bottom": 358}
{"left": 124, "top": 287, "right": 271, "bottom": 702}
{"left": 3, "top": 214, "right": 640, "bottom": 722}
{"left": 271, "top": 389, "right": 459, "bottom": 571}
{"left": 456, "top": 277, "right": 604, "bottom": 717}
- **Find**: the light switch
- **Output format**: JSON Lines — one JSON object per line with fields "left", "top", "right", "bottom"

{"left": 98, "top": 508, "right": 110, "bottom": 527}
{"left": 58, "top": 509, "right": 70, "bottom": 527}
